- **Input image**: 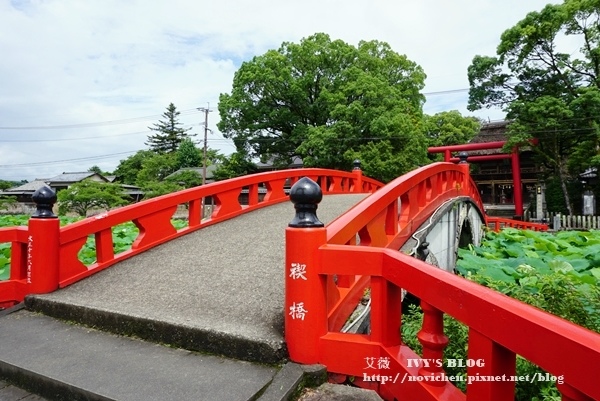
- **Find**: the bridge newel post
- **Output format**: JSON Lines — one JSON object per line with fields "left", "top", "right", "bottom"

{"left": 352, "top": 159, "right": 363, "bottom": 193}
{"left": 417, "top": 301, "right": 448, "bottom": 386}
{"left": 27, "top": 186, "right": 60, "bottom": 294}
{"left": 458, "top": 151, "right": 470, "bottom": 194}
{"left": 285, "top": 177, "right": 327, "bottom": 364}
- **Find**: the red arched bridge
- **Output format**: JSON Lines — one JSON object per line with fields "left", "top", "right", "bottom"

{"left": 0, "top": 162, "right": 597, "bottom": 401}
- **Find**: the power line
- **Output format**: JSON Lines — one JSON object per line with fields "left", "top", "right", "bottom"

{"left": 0, "top": 89, "right": 475, "bottom": 132}
{"left": 423, "top": 88, "right": 469, "bottom": 96}
{"left": 0, "top": 108, "right": 203, "bottom": 130}
{"left": 0, "top": 130, "right": 151, "bottom": 143}
{"left": 0, "top": 151, "right": 138, "bottom": 169}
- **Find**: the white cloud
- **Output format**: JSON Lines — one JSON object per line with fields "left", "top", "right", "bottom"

{"left": 0, "top": 0, "right": 559, "bottom": 181}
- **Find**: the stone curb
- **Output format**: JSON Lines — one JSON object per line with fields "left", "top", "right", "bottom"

{"left": 257, "top": 363, "right": 326, "bottom": 401}
{"left": 25, "top": 296, "right": 287, "bottom": 365}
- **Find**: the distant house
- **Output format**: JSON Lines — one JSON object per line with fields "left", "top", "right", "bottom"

{"left": 0, "top": 172, "right": 144, "bottom": 209}
{"left": 256, "top": 156, "right": 304, "bottom": 172}
{"left": 165, "top": 165, "right": 218, "bottom": 184}
{"left": 0, "top": 180, "right": 51, "bottom": 203}
{"left": 45, "top": 172, "right": 109, "bottom": 193}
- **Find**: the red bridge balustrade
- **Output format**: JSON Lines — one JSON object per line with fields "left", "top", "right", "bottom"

{"left": 0, "top": 167, "right": 383, "bottom": 308}
{"left": 486, "top": 216, "right": 549, "bottom": 232}
{"left": 285, "top": 162, "right": 599, "bottom": 401}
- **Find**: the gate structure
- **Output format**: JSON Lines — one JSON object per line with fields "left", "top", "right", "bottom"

{"left": 285, "top": 162, "right": 599, "bottom": 401}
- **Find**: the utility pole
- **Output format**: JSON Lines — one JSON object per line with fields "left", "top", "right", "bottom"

{"left": 197, "top": 104, "right": 212, "bottom": 185}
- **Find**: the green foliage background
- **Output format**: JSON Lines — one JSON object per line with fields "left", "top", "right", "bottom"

{"left": 403, "top": 228, "right": 600, "bottom": 401}
{"left": 0, "top": 215, "right": 187, "bottom": 280}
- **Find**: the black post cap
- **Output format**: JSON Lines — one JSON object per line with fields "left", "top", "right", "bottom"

{"left": 353, "top": 159, "right": 361, "bottom": 170}
{"left": 289, "top": 177, "right": 324, "bottom": 228}
{"left": 32, "top": 186, "right": 57, "bottom": 218}
{"left": 458, "top": 152, "right": 469, "bottom": 164}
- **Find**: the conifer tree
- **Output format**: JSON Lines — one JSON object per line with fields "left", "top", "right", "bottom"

{"left": 146, "top": 103, "right": 193, "bottom": 153}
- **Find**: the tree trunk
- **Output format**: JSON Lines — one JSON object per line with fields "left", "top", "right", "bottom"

{"left": 558, "top": 160, "right": 573, "bottom": 215}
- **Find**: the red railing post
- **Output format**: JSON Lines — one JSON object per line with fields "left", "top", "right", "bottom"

{"left": 285, "top": 177, "right": 327, "bottom": 364}
{"left": 27, "top": 187, "right": 60, "bottom": 294}
{"left": 511, "top": 147, "right": 523, "bottom": 219}
{"left": 352, "top": 159, "right": 363, "bottom": 193}
{"left": 417, "top": 301, "right": 448, "bottom": 385}
{"left": 466, "top": 328, "right": 516, "bottom": 400}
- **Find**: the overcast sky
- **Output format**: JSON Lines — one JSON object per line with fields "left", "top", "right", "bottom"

{"left": 0, "top": 0, "right": 559, "bottom": 182}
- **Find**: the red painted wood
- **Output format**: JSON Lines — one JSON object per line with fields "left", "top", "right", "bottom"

{"left": 486, "top": 217, "right": 548, "bottom": 232}
{"left": 27, "top": 218, "right": 60, "bottom": 295}
{"left": 417, "top": 301, "right": 448, "bottom": 385}
{"left": 95, "top": 229, "right": 114, "bottom": 264}
{"left": 511, "top": 148, "right": 524, "bottom": 217}
{"left": 284, "top": 162, "right": 595, "bottom": 400}
{"left": 466, "top": 328, "right": 516, "bottom": 401}
{"left": 428, "top": 141, "right": 507, "bottom": 153}
{"left": 314, "top": 245, "right": 600, "bottom": 400}
{"left": 370, "top": 276, "right": 401, "bottom": 347}
{"left": 327, "top": 275, "right": 370, "bottom": 332}
{"left": 285, "top": 226, "right": 328, "bottom": 364}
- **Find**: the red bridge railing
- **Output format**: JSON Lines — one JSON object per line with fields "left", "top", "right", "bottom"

{"left": 486, "top": 216, "right": 549, "bottom": 232}
{"left": 285, "top": 162, "right": 599, "bottom": 401}
{"left": 0, "top": 168, "right": 383, "bottom": 308}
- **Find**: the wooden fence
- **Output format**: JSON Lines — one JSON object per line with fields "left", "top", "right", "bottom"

{"left": 524, "top": 211, "right": 600, "bottom": 230}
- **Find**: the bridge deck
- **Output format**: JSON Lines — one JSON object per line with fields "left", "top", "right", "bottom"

{"left": 26, "top": 194, "right": 366, "bottom": 363}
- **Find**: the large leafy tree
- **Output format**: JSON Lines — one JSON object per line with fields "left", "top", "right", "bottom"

{"left": 135, "top": 153, "right": 179, "bottom": 185}
{"left": 212, "top": 151, "right": 258, "bottom": 181}
{"left": 424, "top": 111, "right": 481, "bottom": 149}
{"left": 467, "top": 0, "right": 600, "bottom": 214}
{"left": 57, "top": 181, "right": 130, "bottom": 216}
{"left": 176, "top": 138, "right": 202, "bottom": 168}
{"left": 218, "top": 33, "right": 429, "bottom": 182}
{"left": 114, "top": 150, "right": 155, "bottom": 185}
{"left": 146, "top": 103, "right": 193, "bottom": 154}
{"left": 0, "top": 180, "right": 19, "bottom": 190}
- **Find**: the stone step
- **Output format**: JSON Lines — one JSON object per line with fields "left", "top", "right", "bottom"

{"left": 0, "top": 310, "right": 278, "bottom": 401}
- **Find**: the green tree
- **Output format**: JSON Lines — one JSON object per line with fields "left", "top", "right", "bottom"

{"left": 467, "top": 0, "right": 600, "bottom": 214}
{"left": 218, "top": 33, "right": 429, "bottom": 182}
{"left": 88, "top": 165, "right": 107, "bottom": 175}
{"left": 424, "top": 111, "right": 481, "bottom": 149}
{"left": 212, "top": 151, "right": 258, "bottom": 181}
{"left": 114, "top": 150, "right": 155, "bottom": 185}
{"left": 0, "top": 180, "right": 16, "bottom": 190}
{"left": 146, "top": 103, "right": 193, "bottom": 154}
{"left": 57, "top": 181, "right": 130, "bottom": 216}
{"left": 176, "top": 138, "right": 202, "bottom": 169}
{"left": 140, "top": 181, "right": 183, "bottom": 199}
{"left": 135, "top": 153, "right": 178, "bottom": 186}
{"left": 0, "top": 196, "right": 16, "bottom": 211}
{"left": 164, "top": 169, "right": 203, "bottom": 188}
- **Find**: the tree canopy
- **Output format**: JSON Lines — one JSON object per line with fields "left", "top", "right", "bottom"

{"left": 57, "top": 181, "right": 130, "bottom": 216}
{"left": 212, "top": 150, "right": 258, "bottom": 181}
{"left": 177, "top": 138, "right": 202, "bottom": 168}
{"left": 218, "top": 33, "right": 429, "bottom": 182}
{"left": 146, "top": 103, "right": 193, "bottom": 154}
{"left": 467, "top": 0, "right": 600, "bottom": 213}
{"left": 424, "top": 111, "right": 481, "bottom": 155}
